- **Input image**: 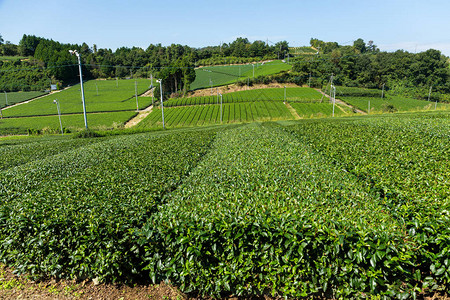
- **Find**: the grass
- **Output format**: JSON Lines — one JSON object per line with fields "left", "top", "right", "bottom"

{"left": 190, "top": 60, "right": 292, "bottom": 90}
{"left": 0, "top": 91, "right": 47, "bottom": 109}
{"left": 2, "top": 78, "right": 154, "bottom": 117}
{"left": 165, "top": 87, "right": 323, "bottom": 107}
{"left": 340, "top": 96, "right": 449, "bottom": 113}
{"left": 136, "top": 101, "right": 292, "bottom": 129}
{"left": 0, "top": 111, "right": 137, "bottom": 135}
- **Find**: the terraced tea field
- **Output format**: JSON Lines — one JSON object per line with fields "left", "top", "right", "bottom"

{"left": 340, "top": 95, "right": 448, "bottom": 112}
{"left": 0, "top": 111, "right": 448, "bottom": 298}
{"left": 0, "top": 111, "right": 137, "bottom": 134}
{"left": 2, "top": 78, "right": 153, "bottom": 117}
{"left": 0, "top": 91, "right": 47, "bottom": 109}
{"left": 137, "top": 101, "right": 292, "bottom": 128}
{"left": 190, "top": 60, "right": 291, "bottom": 90}
{"left": 165, "top": 87, "right": 323, "bottom": 107}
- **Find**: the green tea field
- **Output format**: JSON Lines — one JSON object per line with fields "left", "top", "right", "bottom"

{"left": 2, "top": 78, "right": 153, "bottom": 117}
{"left": 190, "top": 60, "right": 292, "bottom": 90}
{"left": 1, "top": 91, "right": 47, "bottom": 109}
{"left": 165, "top": 87, "right": 323, "bottom": 107}
{"left": 0, "top": 111, "right": 448, "bottom": 298}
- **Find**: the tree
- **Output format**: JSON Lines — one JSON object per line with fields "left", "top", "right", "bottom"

{"left": 353, "top": 38, "right": 366, "bottom": 53}
{"left": 0, "top": 34, "right": 3, "bottom": 45}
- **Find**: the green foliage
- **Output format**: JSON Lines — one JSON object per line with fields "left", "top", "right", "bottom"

{"left": 0, "top": 129, "right": 217, "bottom": 283}
{"left": 137, "top": 101, "right": 292, "bottom": 129}
{"left": 0, "top": 111, "right": 136, "bottom": 135}
{"left": 190, "top": 60, "right": 291, "bottom": 90}
{"left": 340, "top": 96, "right": 449, "bottom": 113}
{"left": 0, "top": 91, "right": 47, "bottom": 108}
{"left": 165, "top": 87, "right": 322, "bottom": 107}
{"left": 73, "top": 129, "right": 104, "bottom": 138}
{"left": 0, "top": 112, "right": 449, "bottom": 297}
{"left": 3, "top": 79, "right": 152, "bottom": 117}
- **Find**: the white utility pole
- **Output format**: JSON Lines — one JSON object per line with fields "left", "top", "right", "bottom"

{"left": 284, "top": 86, "right": 286, "bottom": 103}
{"left": 220, "top": 93, "right": 223, "bottom": 123}
{"left": 252, "top": 64, "right": 255, "bottom": 78}
{"left": 157, "top": 79, "right": 165, "bottom": 129}
{"left": 381, "top": 83, "right": 385, "bottom": 98}
{"left": 116, "top": 77, "right": 119, "bottom": 87}
{"left": 135, "top": 80, "right": 139, "bottom": 111}
{"left": 428, "top": 85, "right": 432, "bottom": 101}
{"left": 69, "top": 50, "right": 88, "bottom": 129}
{"left": 53, "top": 99, "right": 63, "bottom": 135}
{"left": 368, "top": 99, "right": 371, "bottom": 114}
{"left": 210, "top": 79, "right": 213, "bottom": 95}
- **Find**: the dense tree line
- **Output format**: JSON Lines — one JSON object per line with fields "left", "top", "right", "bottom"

{"left": 292, "top": 38, "right": 450, "bottom": 100}
{"left": 1, "top": 34, "right": 288, "bottom": 93}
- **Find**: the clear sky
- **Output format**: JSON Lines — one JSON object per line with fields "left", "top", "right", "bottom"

{"left": 1, "top": 0, "right": 450, "bottom": 56}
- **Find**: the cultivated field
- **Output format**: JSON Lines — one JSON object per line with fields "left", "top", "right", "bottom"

{"left": 165, "top": 87, "right": 323, "bottom": 107}
{"left": 190, "top": 60, "right": 292, "bottom": 90}
{"left": 0, "top": 111, "right": 448, "bottom": 298}
{"left": 137, "top": 101, "right": 292, "bottom": 128}
{"left": 0, "top": 111, "right": 137, "bottom": 135}
{"left": 0, "top": 91, "right": 47, "bottom": 109}
{"left": 2, "top": 79, "right": 153, "bottom": 117}
{"left": 340, "top": 96, "right": 447, "bottom": 112}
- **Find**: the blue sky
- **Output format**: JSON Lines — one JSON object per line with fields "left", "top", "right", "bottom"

{"left": 1, "top": 0, "right": 450, "bottom": 56}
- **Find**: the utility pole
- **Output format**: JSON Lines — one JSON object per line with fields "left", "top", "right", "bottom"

{"left": 247, "top": 77, "right": 249, "bottom": 90}
{"left": 428, "top": 85, "right": 432, "bottom": 101}
{"left": 216, "top": 88, "right": 219, "bottom": 104}
{"left": 157, "top": 79, "right": 165, "bottom": 129}
{"left": 69, "top": 50, "right": 88, "bottom": 129}
{"left": 381, "top": 83, "right": 385, "bottom": 98}
{"left": 309, "top": 72, "right": 311, "bottom": 88}
{"left": 368, "top": 99, "right": 371, "bottom": 114}
{"left": 4, "top": 91, "right": 7, "bottom": 106}
{"left": 284, "top": 86, "right": 286, "bottom": 104}
{"left": 252, "top": 64, "right": 255, "bottom": 78}
{"left": 329, "top": 74, "right": 334, "bottom": 101}
{"left": 135, "top": 80, "right": 139, "bottom": 111}
{"left": 220, "top": 93, "right": 223, "bottom": 123}
{"left": 332, "top": 85, "right": 336, "bottom": 117}
{"left": 53, "top": 99, "right": 63, "bottom": 135}
{"left": 210, "top": 79, "right": 213, "bottom": 95}
{"left": 116, "top": 77, "right": 118, "bottom": 87}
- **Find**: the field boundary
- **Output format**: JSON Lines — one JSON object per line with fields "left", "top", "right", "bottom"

{"left": 285, "top": 102, "right": 301, "bottom": 119}
{"left": 125, "top": 105, "right": 154, "bottom": 128}
{"left": 316, "top": 89, "right": 366, "bottom": 114}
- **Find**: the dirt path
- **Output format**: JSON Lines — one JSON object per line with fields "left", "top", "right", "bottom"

{"left": 124, "top": 105, "right": 153, "bottom": 128}
{"left": 315, "top": 89, "right": 366, "bottom": 114}
{"left": 285, "top": 102, "right": 301, "bottom": 119}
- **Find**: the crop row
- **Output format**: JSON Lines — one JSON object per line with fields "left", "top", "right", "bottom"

{"left": 0, "top": 91, "right": 47, "bottom": 109}
{"left": 0, "top": 129, "right": 218, "bottom": 283}
{"left": 340, "top": 96, "right": 448, "bottom": 113}
{"left": 190, "top": 60, "right": 291, "bottom": 90}
{"left": 165, "top": 87, "right": 322, "bottom": 107}
{"left": 0, "top": 111, "right": 137, "bottom": 135}
{"left": 138, "top": 101, "right": 292, "bottom": 128}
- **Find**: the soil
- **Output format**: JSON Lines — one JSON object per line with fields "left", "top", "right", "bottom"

{"left": 0, "top": 264, "right": 184, "bottom": 300}
{"left": 315, "top": 89, "right": 366, "bottom": 114}
{"left": 124, "top": 105, "right": 153, "bottom": 128}
{"left": 188, "top": 83, "right": 300, "bottom": 98}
